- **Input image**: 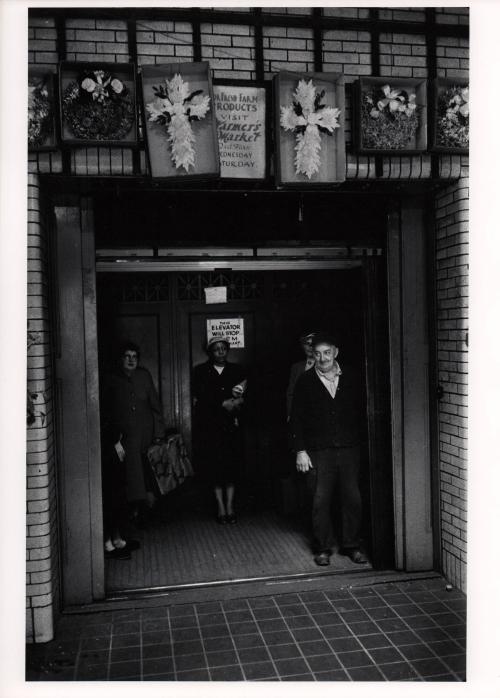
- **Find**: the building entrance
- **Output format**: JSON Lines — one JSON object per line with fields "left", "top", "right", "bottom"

{"left": 96, "top": 266, "right": 392, "bottom": 595}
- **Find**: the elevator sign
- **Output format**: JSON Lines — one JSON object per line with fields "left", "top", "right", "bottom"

{"left": 207, "top": 318, "right": 245, "bottom": 348}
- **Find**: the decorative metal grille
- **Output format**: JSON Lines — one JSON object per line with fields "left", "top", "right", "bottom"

{"left": 100, "top": 275, "right": 169, "bottom": 303}
{"left": 177, "top": 272, "right": 262, "bottom": 301}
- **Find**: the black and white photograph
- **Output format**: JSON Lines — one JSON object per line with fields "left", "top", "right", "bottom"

{"left": 1, "top": 1, "right": 499, "bottom": 696}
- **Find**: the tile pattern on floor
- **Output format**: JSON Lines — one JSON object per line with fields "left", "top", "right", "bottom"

{"left": 26, "top": 577, "right": 466, "bottom": 682}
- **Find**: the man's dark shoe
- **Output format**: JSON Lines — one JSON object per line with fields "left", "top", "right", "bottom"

{"left": 105, "top": 547, "right": 131, "bottom": 560}
{"left": 314, "top": 552, "right": 331, "bottom": 566}
{"left": 344, "top": 548, "right": 368, "bottom": 564}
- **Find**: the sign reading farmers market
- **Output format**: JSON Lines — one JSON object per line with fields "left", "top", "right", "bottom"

{"left": 213, "top": 85, "right": 266, "bottom": 179}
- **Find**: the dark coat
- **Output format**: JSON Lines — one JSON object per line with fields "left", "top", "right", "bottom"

{"left": 286, "top": 359, "right": 314, "bottom": 418}
{"left": 102, "top": 367, "right": 166, "bottom": 501}
{"left": 192, "top": 360, "right": 247, "bottom": 485}
{"left": 289, "top": 365, "right": 364, "bottom": 453}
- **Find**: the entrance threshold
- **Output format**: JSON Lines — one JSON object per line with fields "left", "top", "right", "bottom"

{"left": 62, "top": 570, "right": 440, "bottom": 616}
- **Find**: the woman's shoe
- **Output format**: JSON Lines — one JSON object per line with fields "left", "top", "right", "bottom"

{"left": 216, "top": 514, "right": 227, "bottom": 525}
{"left": 226, "top": 513, "right": 237, "bottom": 524}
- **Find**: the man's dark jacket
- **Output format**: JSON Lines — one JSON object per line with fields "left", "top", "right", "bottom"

{"left": 289, "top": 365, "right": 364, "bottom": 452}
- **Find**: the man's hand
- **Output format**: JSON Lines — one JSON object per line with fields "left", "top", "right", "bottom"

{"left": 296, "top": 450, "right": 313, "bottom": 473}
{"left": 114, "top": 440, "right": 126, "bottom": 462}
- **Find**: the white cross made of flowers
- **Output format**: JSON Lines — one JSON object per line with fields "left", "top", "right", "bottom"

{"left": 146, "top": 73, "right": 211, "bottom": 173}
{"left": 280, "top": 79, "right": 341, "bottom": 179}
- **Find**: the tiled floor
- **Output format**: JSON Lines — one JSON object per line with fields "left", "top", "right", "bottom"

{"left": 26, "top": 576, "right": 466, "bottom": 682}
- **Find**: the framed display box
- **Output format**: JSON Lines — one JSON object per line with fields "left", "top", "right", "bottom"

{"left": 354, "top": 77, "right": 427, "bottom": 154}
{"left": 141, "top": 61, "right": 219, "bottom": 180}
{"left": 274, "top": 71, "right": 346, "bottom": 186}
{"left": 430, "top": 77, "right": 469, "bottom": 153}
{"left": 28, "top": 68, "right": 58, "bottom": 151}
{"left": 59, "top": 61, "right": 138, "bottom": 146}
{"left": 213, "top": 80, "right": 270, "bottom": 181}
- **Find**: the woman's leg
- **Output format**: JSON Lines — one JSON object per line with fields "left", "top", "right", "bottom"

{"left": 214, "top": 486, "right": 226, "bottom": 517}
{"left": 225, "top": 484, "right": 235, "bottom": 516}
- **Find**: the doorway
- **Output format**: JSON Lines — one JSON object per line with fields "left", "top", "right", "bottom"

{"left": 96, "top": 265, "right": 392, "bottom": 593}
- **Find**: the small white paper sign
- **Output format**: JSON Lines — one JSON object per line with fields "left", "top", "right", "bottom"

{"left": 207, "top": 318, "right": 245, "bottom": 348}
{"left": 204, "top": 286, "right": 227, "bottom": 304}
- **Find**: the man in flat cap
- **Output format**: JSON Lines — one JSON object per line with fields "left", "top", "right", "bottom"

{"left": 290, "top": 332, "right": 368, "bottom": 566}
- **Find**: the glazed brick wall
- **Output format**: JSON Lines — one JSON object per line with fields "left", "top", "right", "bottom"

{"left": 436, "top": 7, "right": 470, "bottom": 26}
{"left": 28, "top": 16, "right": 58, "bottom": 65}
{"left": 436, "top": 36, "right": 469, "bottom": 79}
{"left": 435, "top": 172, "right": 469, "bottom": 592}
{"left": 136, "top": 20, "right": 194, "bottom": 65}
{"left": 26, "top": 175, "right": 59, "bottom": 643}
{"left": 65, "top": 18, "right": 130, "bottom": 63}
{"left": 379, "top": 8, "right": 426, "bottom": 23}
{"left": 262, "top": 26, "right": 314, "bottom": 79}
{"left": 380, "top": 33, "right": 428, "bottom": 78}
{"left": 201, "top": 23, "right": 256, "bottom": 80}
{"left": 322, "top": 30, "right": 372, "bottom": 79}
{"left": 324, "top": 8, "right": 370, "bottom": 20}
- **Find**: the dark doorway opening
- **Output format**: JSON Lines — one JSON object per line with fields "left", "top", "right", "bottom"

{"left": 96, "top": 266, "right": 391, "bottom": 594}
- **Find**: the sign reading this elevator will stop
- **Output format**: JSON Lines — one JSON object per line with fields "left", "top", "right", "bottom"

{"left": 207, "top": 318, "right": 245, "bottom": 348}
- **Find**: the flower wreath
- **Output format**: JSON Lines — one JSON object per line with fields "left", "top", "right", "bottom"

{"left": 28, "top": 75, "right": 53, "bottom": 148}
{"left": 146, "top": 73, "right": 211, "bottom": 172}
{"left": 361, "top": 84, "right": 419, "bottom": 150}
{"left": 436, "top": 85, "right": 469, "bottom": 149}
{"left": 280, "top": 79, "right": 341, "bottom": 179}
{"left": 62, "top": 69, "right": 135, "bottom": 141}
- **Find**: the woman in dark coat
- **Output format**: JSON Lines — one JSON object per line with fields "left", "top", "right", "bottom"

{"left": 102, "top": 342, "right": 166, "bottom": 531}
{"left": 192, "top": 337, "right": 247, "bottom": 524}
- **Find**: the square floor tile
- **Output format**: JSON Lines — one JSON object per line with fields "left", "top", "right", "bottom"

{"left": 257, "top": 618, "right": 287, "bottom": 633}
{"left": 386, "top": 630, "right": 420, "bottom": 646}
{"left": 142, "top": 657, "right": 174, "bottom": 675}
{"left": 399, "top": 644, "right": 435, "bottom": 661}
{"left": 376, "top": 618, "right": 408, "bottom": 632}
{"left": 232, "top": 633, "right": 266, "bottom": 649}
{"left": 357, "top": 596, "right": 388, "bottom": 609}
{"left": 314, "top": 668, "right": 349, "bottom": 681}
{"left": 268, "top": 643, "right": 301, "bottom": 660}
{"left": 203, "top": 635, "right": 235, "bottom": 652}
{"left": 141, "top": 631, "right": 170, "bottom": 646}
{"left": 108, "top": 660, "right": 141, "bottom": 679}
{"left": 205, "top": 650, "right": 239, "bottom": 667}
{"left": 196, "top": 601, "right": 222, "bottom": 614}
{"left": 411, "top": 657, "right": 450, "bottom": 677}
{"left": 74, "top": 663, "right": 108, "bottom": 680}
{"left": 242, "top": 661, "right": 277, "bottom": 680}
{"left": 173, "top": 639, "right": 204, "bottom": 656}
{"left": 169, "top": 604, "right": 195, "bottom": 617}
{"left": 280, "top": 604, "right": 307, "bottom": 617}
{"left": 339, "top": 610, "right": 371, "bottom": 624}
{"left": 175, "top": 653, "right": 207, "bottom": 672}
{"left": 226, "top": 609, "right": 254, "bottom": 623}
{"left": 198, "top": 612, "right": 226, "bottom": 627}
{"left": 305, "top": 601, "right": 334, "bottom": 615}
{"left": 396, "top": 604, "right": 424, "bottom": 617}
{"left": 280, "top": 673, "right": 314, "bottom": 681}
{"left": 172, "top": 627, "right": 201, "bottom": 643}
{"left": 237, "top": 646, "right": 271, "bottom": 664}
{"left": 261, "top": 630, "right": 295, "bottom": 646}
{"left": 222, "top": 599, "right": 249, "bottom": 612}
{"left": 358, "top": 634, "right": 391, "bottom": 650}
{"left": 431, "top": 612, "right": 462, "bottom": 627}
{"left": 80, "top": 649, "right": 109, "bottom": 665}
{"left": 404, "top": 615, "right": 437, "bottom": 630}
{"left": 112, "top": 621, "right": 140, "bottom": 635}
{"left": 321, "top": 624, "right": 352, "bottom": 639}
{"left": 347, "top": 665, "right": 385, "bottom": 681}
{"left": 300, "top": 591, "right": 328, "bottom": 603}
{"left": 142, "top": 619, "right": 169, "bottom": 633}
{"left": 336, "top": 650, "right": 373, "bottom": 669}
{"left": 441, "top": 654, "right": 466, "bottom": 673}
{"left": 229, "top": 620, "right": 259, "bottom": 636}
{"left": 306, "top": 654, "right": 341, "bottom": 672}
{"left": 81, "top": 636, "right": 110, "bottom": 651}
{"left": 142, "top": 643, "right": 172, "bottom": 659}
{"left": 291, "top": 628, "right": 323, "bottom": 642}
{"left": 275, "top": 594, "right": 301, "bottom": 606}
{"left": 314, "top": 612, "right": 342, "bottom": 626}
{"left": 248, "top": 597, "right": 276, "bottom": 609}
{"left": 169, "top": 615, "right": 196, "bottom": 630}
{"left": 368, "top": 647, "right": 404, "bottom": 664}
{"left": 298, "top": 639, "right": 331, "bottom": 656}
{"left": 210, "top": 665, "right": 244, "bottom": 681}
{"left": 368, "top": 607, "right": 398, "bottom": 620}
{"left": 332, "top": 599, "right": 362, "bottom": 612}
{"left": 176, "top": 668, "right": 210, "bottom": 680}
{"left": 274, "top": 657, "right": 309, "bottom": 676}
{"left": 200, "top": 624, "right": 231, "bottom": 639}
{"left": 345, "top": 620, "right": 380, "bottom": 636}
{"left": 328, "top": 636, "right": 362, "bottom": 653}
{"left": 379, "top": 661, "right": 419, "bottom": 680}
{"left": 110, "top": 646, "right": 140, "bottom": 663}
{"left": 428, "top": 639, "right": 463, "bottom": 656}
{"left": 286, "top": 616, "right": 315, "bottom": 629}
{"left": 252, "top": 607, "right": 281, "bottom": 620}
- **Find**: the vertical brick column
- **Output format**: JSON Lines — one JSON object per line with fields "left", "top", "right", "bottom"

{"left": 26, "top": 175, "right": 59, "bottom": 642}
{"left": 435, "top": 167, "right": 468, "bottom": 591}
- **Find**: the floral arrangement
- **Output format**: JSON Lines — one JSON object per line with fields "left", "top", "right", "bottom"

{"left": 28, "top": 74, "right": 53, "bottom": 148}
{"left": 280, "top": 79, "right": 341, "bottom": 178}
{"left": 62, "top": 69, "right": 135, "bottom": 141}
{"left": 146, "top": 73, "right": 211, "bottom": 172}
{"left": 436, "top": 85, "right": 469, "bottom": 149}
{"left": 361, "top": 84, "right": 419, "bottom": 150}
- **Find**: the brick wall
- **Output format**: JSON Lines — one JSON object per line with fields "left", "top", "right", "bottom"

{"left": 26, "top": 175, "right": 59, "bottom": 642}
{"left": 263, "top": 26, "right": 314, "bottom": 78}
{"left": 202, "top": 23, "right": 256, "bottom": 79}
{"left": 435, "top": 174, "right": 469, "bottom": 592}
